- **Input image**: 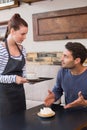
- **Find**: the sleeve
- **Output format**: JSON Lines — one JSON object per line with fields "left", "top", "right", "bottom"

{"left": 0, "top": 75, "right": 16, "bottom": 83}
{"left": 52, "top": 68, "right": 63, "bottom": 101}
{"left": 0, "top": 46, "right": 16, "bottom": 83}
{"left": 0, "top": 45, "right": 27, "bottom": 83}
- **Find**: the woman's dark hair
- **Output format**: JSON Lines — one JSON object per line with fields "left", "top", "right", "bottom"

{"left": 4, "top": 13, "right": 28, "bottom": 39}
{"left": 65, "top": 42, "right": 87, "bottom": 64}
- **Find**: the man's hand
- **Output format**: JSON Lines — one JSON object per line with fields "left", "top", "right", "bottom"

{"left": 64, "top": 91, "right": 87, "bottom": 109}
{"left": 44, "top": 90, "right": 55, "bottom": 106}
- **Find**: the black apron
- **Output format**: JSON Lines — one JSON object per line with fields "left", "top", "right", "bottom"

{"left": 0, "top": 40, "right": 26, "bottom": 116}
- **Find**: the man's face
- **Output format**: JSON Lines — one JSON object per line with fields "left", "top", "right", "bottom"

{"left": 61, "top": 49, "right": 76, "bottom": 69}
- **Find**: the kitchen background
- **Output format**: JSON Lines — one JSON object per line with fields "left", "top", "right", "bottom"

{"left": 0, "top": 0, "right": 87, "bottom": 54}
{"left": 0, "top": 0, "right": 87, "bottom": 108}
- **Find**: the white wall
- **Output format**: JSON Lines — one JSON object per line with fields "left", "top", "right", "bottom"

{"left": 0, "top": 0, "right": 87, "bottom": 52}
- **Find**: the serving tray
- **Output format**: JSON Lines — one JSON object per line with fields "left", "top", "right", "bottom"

{"left": 27, "top": 77, "right": 54, "bottom": 84}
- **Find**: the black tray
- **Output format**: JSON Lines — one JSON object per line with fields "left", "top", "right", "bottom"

{"left": 27, "top": 77, "right": 54, "bottom": 84}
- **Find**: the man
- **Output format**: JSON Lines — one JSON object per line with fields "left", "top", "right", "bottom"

{"left": 44, "top": 42, "right": 87, "bottom": 110}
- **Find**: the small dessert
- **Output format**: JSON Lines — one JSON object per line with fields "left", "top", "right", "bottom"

{"left": 37, "top": 107, "right": 55, "bottom": 117}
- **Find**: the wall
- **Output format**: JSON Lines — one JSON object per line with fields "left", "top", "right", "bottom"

{"left": 0, "top": 0, "right": 87, "bottom": 53}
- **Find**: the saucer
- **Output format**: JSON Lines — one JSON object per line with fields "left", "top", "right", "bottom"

{"left": 27, "top": 77, "right": 39, "bottom": 80}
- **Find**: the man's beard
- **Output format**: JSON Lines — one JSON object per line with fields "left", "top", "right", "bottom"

{"left": 62, "top": 64, "right": 75, "bottom": 69}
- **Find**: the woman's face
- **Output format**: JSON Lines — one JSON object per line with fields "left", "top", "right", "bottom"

{"left": 11, "top": 25, "right": 28, "bottom": 44}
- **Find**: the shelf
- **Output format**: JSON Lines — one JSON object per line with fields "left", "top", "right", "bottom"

{"left": 22, "top": 0, "right": 46, "bottom": 4}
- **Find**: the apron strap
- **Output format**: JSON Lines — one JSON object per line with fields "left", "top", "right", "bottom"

{"left": 5, "top": 39, "right": 10, "bottom": 58}
{"left": 15, "top": 43, "right": 23, "bottom": 56}
{"left": 5, "top": 39, "right": 23, "bottom": 58}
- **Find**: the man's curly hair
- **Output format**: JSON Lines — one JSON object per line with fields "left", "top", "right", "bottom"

{"left": 65, "top": 42, "right": 87, "bottom": 64}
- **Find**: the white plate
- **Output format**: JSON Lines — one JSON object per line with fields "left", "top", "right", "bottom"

{"left": 37, "top": 111, "right": 55, "bottom": 118}
{"left": 27, "top": 78, "right": 39, "bottom": 80}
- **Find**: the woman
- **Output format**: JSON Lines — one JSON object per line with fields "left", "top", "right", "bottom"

{"left": 0, "top": 13, "right": 28, "bottom": 116}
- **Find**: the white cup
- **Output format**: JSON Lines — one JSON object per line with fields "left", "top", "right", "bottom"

{"left": 26, "top": 72, "right": 37, "bottom": 79}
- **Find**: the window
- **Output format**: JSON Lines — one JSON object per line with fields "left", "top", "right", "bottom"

{"left": 0, "top": 0, "right": 19, "bottom": 10}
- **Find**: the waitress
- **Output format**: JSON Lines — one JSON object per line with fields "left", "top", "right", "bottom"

{"left": 0, "top": 13, "right": 28, "bottom": 116}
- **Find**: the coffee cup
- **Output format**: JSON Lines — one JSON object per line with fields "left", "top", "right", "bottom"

{"left": 26, "top": 72, "right": 37, "bottom": 80}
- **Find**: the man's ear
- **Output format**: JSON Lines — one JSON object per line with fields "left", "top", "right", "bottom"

{"left": 75, "top": 58, "right": 81, "bottom": 64}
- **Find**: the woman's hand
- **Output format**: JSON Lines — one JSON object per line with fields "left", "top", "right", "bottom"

{"left": 44, "top": 90, "right": 55, "bottom": 106}
{"left": 64, "top": 91, "right": 87, "bottom": 109}
{"left": 16, "top": 75, "right": 28, "bottom": 84}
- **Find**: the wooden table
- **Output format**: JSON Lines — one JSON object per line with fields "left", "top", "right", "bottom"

{"left": 1, "top": 104, "right": 87, "bottom": 130}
